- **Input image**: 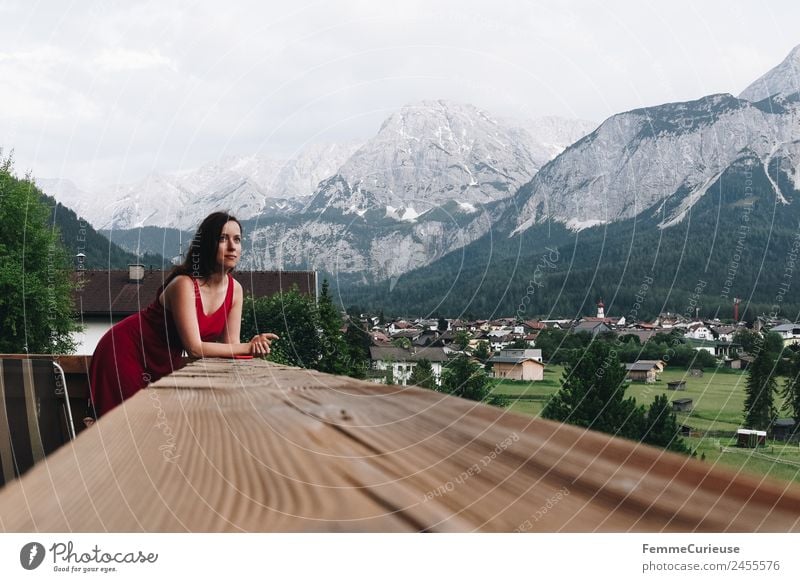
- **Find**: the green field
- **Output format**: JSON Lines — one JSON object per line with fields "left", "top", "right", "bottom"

{"left": 491, "top": 364, "right": 800, "bottom": 485}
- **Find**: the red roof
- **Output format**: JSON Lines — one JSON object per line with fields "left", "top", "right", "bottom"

{"left": 74, "top": 269, "right": 317, "bottom": 317}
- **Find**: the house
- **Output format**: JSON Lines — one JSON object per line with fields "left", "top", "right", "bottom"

{"left": 772, "top": 419, "right": 797, "bottom": 442}
{"left": 736, "top": 429, "right": 767, "bottom": 448}
{"left": 714, "top": 342, "right": 742, "bottom": 359}
{"left": 671, "top": 398, "right": 693, "bottom": 412}
{"left": 638, "top": 359, "right": 666, "bottom": 378}
{"left": 724, "top": 357, "right": 744, "bottom": 370}
{"left": 72, "top": 266, "right": 317, "bottom": 354}
{"left": 521, "top": 320, "right": 547, "bottom": 333}
{"left": 711, "top": 325, "right": 737, "bottom": 343}
{"left": 388, "top": 320, "right": 415, "bottom": 334}
{"left": 625, "top": 361, "right": 660, "bottom": 383}
{"left": 769, "top": 323, "right": 800, "bottom": 346}
{"left": 684, "top": 338, "right": 717, "bottom": 355}
{"left": 572, "top": 321, "right": 611, "bottom": 336}
{"left": 488, "top": 334, "right": 514, "bottom": 353}
{"left": 684, "top": 323, "right": 713, "bottom": 340}
{"left": 487, "top": 349, "right": 545, "bottom": 381}
{"left": 368, "top": 346, "right": 449, "bottom": 386}
{"left": 618, "top": 329, "right": 658, "bottom": 344}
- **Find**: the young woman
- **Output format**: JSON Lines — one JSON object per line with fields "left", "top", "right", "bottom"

{"left": 88, "top": 212, "right": 278, "bottom": 417}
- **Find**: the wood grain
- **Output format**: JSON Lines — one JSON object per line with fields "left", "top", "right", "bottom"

{"left": 0, "top": 358, "right": 798, "bottom": 532}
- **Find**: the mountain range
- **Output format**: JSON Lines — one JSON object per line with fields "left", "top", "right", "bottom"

{"left": 41, "top": 45, "right": 800, "bottom": 319}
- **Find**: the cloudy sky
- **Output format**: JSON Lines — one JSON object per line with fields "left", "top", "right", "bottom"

{"left": 0, "top": 0, "right": 797, "bottom": 189}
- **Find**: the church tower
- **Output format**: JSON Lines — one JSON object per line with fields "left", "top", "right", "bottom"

{"left": 597, "top": 299, "right": 605, "bottom": 319}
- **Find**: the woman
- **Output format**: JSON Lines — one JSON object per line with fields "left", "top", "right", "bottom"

{"left": 89, "top": 212, "right": 278, "bottom": 417}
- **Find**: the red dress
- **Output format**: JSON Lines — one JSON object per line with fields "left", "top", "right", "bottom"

{"left": 89, "top": 274, "right": 234, "bottom": 416}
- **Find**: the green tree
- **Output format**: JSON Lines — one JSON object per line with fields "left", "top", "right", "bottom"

{"left": 437, "top": 316, "right": 448, "bottom": 332}
{"left": 384, "top": 365, "right": 394, "bottom": 385}
{"left": 409, "top": 358, "right": 436, "bottom": 389}
{"left": 641, "top": 394, "right": 689, "bottom": 453}
{"left": 453, "top": 330, "right": 471, "bottom": 351}
{"left": 782, "top": 350, "right": 800, "bottom": 428}
{"left": 473, "top": 340, "right": 491, "bottom": 363}
{"left": 439, "top": 354, "right": 493, "bottom": 402}
{"left": 241, "top": 288, "right": 322, "bottom": 368}
{"left": 0, "top": 157, "right": 79, "bottom": 353}
{"left": 733, "top": 328, "right": 760, "bottom": 354}
{"left": 316, "top": 279, "right": 349, "bottom": 375}
{"left": 743, "top": 332, "right": 783, "bottom": 430}
{"left": 344, "top": 319, "right": 372, "bottom": 378}
{"left": 392, "top": 336, "right": 411, "bottom": 349}
{"left": 542, "top": 342, "right": 644, "bottom": 440}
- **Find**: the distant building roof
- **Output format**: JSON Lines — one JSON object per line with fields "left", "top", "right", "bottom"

{"left": 488, "top": 355, "right": 545, "bottom": 365}
{"left": 626, "top": 362, "right": 660, "bottom": 372}
{"left": 770, "top": 323, "right": 800, "bottom": 333}
{"left": 74, "top": 269, "right": 317, "bottom": 317}
{"left": 573, "top": 321, "right": 611, "bottom": 335}
{"left": 369, "top": 346, "right": 449, "bottom": 363}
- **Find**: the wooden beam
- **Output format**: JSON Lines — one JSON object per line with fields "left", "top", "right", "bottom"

{"left": 0, "top": 358, "right": 798, "bottom": 532}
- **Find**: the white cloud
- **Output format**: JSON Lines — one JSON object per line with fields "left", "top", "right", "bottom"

{"left": 0, "top": 0, "right": 796, "bottom": 190}
{"left": 94, "top": 48, "right": 177, "bottom": 72}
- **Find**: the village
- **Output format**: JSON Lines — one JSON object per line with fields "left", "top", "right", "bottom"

{"left": 365, "top": 299, "right": 798, "bottom": 385}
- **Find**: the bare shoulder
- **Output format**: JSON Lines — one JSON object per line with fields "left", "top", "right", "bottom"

{"left": 230, "top": 276, "right": 243, "bottom": 299}
{"left": 161, "top": 274, "right": 195, "bottom": 307}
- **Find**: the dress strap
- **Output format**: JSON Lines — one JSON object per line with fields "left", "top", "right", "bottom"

{"left": 225, "top": 273, "right": 234, "bottom": 307}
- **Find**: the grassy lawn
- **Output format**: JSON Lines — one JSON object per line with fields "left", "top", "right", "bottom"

{"left": 492, "top": 365, "right": 750, "bottom": 433}
{"left": 684, "top": 437, "right": 800, "bottom": 485}
{"left": 490, "top": 365, "right": 564, "bottom": 397}
{"left": 490, "top": 363, "right": 800, "bottom": 485}
{"left": 626, "top": 368, "right": 748, "bottom": 433}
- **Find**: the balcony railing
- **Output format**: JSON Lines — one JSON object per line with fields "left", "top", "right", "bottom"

{"left": 1, "top": 357, "right": 799, "bottom": 532}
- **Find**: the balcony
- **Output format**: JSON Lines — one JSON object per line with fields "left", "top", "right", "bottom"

{"left": 1, "top": 357, "right": 799, "bottom": 531}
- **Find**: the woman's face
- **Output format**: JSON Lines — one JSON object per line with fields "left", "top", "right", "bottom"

{"left": 216, "top": 220, "right": 242, "bottom": 271}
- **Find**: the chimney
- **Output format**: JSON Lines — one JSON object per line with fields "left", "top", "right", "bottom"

{"left": 128, "top": 264, "right": 145, "bottom": 283}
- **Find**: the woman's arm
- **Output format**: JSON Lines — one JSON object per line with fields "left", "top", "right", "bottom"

{"left": 162, "top": 275, "right": 275, "bottom": 357}
{"left": 222, "top": 278, "right": 278, "bottom": 356}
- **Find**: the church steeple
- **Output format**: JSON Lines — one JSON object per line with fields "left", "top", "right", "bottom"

{"left": 597, "top": 299, "right": 605, "bottom": 319}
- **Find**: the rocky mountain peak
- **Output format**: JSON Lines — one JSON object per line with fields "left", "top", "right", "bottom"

{"left": 306, "top": 99, "right": 594, "bottom": 217}
{"left": 740, "top": 44, "right": 800, "bottom": 102}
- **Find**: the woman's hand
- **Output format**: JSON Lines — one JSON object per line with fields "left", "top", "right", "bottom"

{"left": 249, "top": 333, "right": 279, "bottom": 356}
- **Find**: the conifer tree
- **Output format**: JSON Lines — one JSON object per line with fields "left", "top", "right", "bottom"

{"left": 409, "top": 358, "right": 436, "bottom": 389}
{"left": 782, "top": 350, "right": 800, "bottom": 428}
{"left": 344, "top": 318, "right": 372, "bottom": 378}
{"left": 641, "top": 394, "right": 689, "bottom": 453}
{"left": 316, "top": 279, "right": 349, "bottom": 375}
{"left": 439, "top": 354, "right": 492, "bottom": 402}
{"left": 542, "top": 342, "right": 643, "bottom": 440}
{"left": 744, "top": 332, "right": 783, "bottom": 431}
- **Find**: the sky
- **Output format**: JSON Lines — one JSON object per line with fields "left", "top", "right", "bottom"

{"left": 0, "top": 0, "right": 798, "bottom": 189}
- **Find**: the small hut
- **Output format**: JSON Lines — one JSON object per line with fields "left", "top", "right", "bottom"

{"left": 667, "top": 380, "right": 687, "bottom": 391}
{"left": 671, "top": 398, "right": 693, "bottom": 412}
{"left": 736, "top": 429, "right": 766, "bottom": 448}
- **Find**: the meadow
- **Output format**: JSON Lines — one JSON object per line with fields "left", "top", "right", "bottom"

{"left": 491, "top": 364, "right": 800, "bottom": 485}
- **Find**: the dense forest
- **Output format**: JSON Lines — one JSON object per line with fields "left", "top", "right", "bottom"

{"left": 45, "top": 194, "right": 166, "bottom": 270}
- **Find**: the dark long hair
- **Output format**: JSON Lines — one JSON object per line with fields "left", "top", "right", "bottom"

{"left": 164, "top": 211, "right": 242, "bottom": 287}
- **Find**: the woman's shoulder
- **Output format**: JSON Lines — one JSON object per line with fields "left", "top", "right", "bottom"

{"left": 166, "top": 273, "right": 196, "bottom": 291}
{"left": 229, "top": 274, "right": 243, "bottom": 297}
{"left": 160, "top": 274, "right": 196, "bottom": 306}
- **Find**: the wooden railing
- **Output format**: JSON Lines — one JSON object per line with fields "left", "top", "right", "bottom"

{"left": 0, "top": 354, "right": 92, "bottom": 432}
{"left": 1, "top": 358, "right": 799, "bottom": 532}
